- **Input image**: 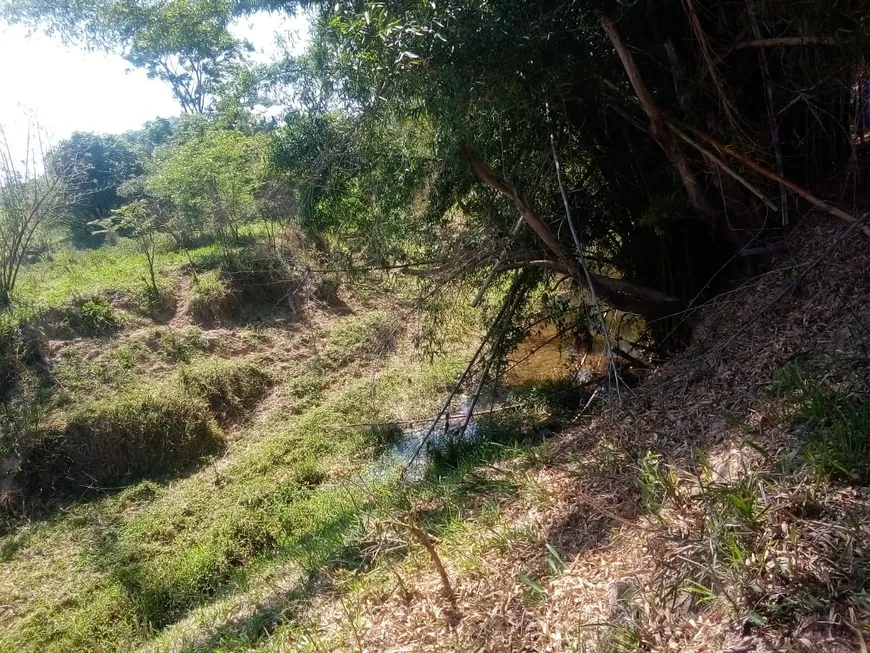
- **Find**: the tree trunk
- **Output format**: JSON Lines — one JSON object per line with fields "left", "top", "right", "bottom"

{"left": 463, "top": 146, "right": 686, "bottom": 320}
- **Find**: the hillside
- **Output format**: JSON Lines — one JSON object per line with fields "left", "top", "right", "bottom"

{"left": 0, "top": 208, "right": 867, "bottom": 653}
{"left": 2, "top": 1, "right": 870, "bottom": 651}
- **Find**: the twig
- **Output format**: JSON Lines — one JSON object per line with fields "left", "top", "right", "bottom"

{"left": 390, "top": 518, "right": 456, "bottom": 604}
{"left": 597, "top": 10, "right": 718, "bottom": 224}
{"left": 548, "top": 104, "right": 622, "bottom": 396}
{"left": 746, "top": 0, "right": 789, "bottom": 225}
{"left": 400, "top": 275, "right": 523, "bottom": 477}
{"left": 671, "top": 120, "right": 870, "bottom": 237}
{"left": 682, "top": 0, "right": 739, "bottom": 128}
{"left": 669, "top": 124, "right": 778, "bottom": 212}
{"left": 732, "top": 36, "right": 835, "bottom": 50}
{"left": 471, "top": 216, "right": 524, "bottom": 308}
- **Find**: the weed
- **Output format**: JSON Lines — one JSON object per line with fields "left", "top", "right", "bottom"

{"left": 147, "top": 326, "right": 209, "bottom": 362}
{"left": 635, "top": 451, "right": 679, "bottom": 513}
{"left": 0, "top": 321, "right": 24, "bottom": 400}
{"left": 428, "top": 412, "right": 531, "bottom": 472}
{"left": 22, "top": 387, "right": 224, "bottom": 494}
{"left": 365, "top": 421, "right": 404, "bottom": 452}
{"left": 511, "top": 377, "right": 587, "bottom": 415}
{"left": 776, "top": 361, "right": 870, "bottom": 484}
{"left": 76, "top": 298, "right": 121, "bottom": 335}
{"left": 324, "top": 311, "right": 399, "bottom": 368}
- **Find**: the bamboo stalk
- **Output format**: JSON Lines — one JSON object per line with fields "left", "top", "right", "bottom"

{"left": 672, "top": 120, "right": 870, "bottom": 237}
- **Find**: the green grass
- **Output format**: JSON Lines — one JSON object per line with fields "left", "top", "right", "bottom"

{"left": 21, "top": 386, "right": 224, "bottom": 496}
{"left": 188, "top": 269, "right": 236, "bottom": 323}
{"left": 7, "top": 238, "right": 222, "bottom": 324}
{"left": 0, "top": 330, "right": 469, "bottom": 652}
{"left": 776, "top": 359, "right": 870, "bottom": 484}
{"left": 180, "top": 358, "right": 273, "bottom": 422}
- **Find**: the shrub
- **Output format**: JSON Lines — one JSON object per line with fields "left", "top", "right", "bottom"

{"left": 0, "top": 321, "right": 24, "bottom": 401}
{"left": 223, "top": 247, "right": 300, "bottom": 307}
{"left": 76, "top": 298, "right": 121, "bottom": 335}
{"left": 36, "top": 296, "right": 122, "bottom": 338}
{"left": 187, "top": 270, "right": 236, "bottom": 323}
{"left": 180, "top": 359, "right": 272, "bottom": 422}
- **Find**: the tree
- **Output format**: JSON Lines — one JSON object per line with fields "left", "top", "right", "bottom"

{"left": 48, "top": 132, "right": 143, "bottom": 246}
{"left": 257, "top": 0, "right": 870, "bottom": 341}
{"left": 95, "top": 199, "right": 163, "bottom": 300}
{"left": 1, "top": 0, "right": 251, "bottom": 114}
{"left": 147, "top": 128, "right": 267, "bottom": 258}
{"left": 0, "top": 124, "right": 80, "bottom": 305}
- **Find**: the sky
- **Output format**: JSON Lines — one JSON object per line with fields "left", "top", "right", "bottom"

{"left": 0, "top": 10, "right": 310, "bottom": 166}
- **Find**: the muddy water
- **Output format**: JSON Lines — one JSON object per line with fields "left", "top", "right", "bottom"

{"left": 373, "top": 324, "right": 604, "bottom": 480}
{"left": 508, "top": 323, "right": 609, "bottom": 385}
{"left": 373, "top": 318, "right": 645, "bottom": 480}
{"left": 508, "top": 324, "right": 577, "bottom": 384}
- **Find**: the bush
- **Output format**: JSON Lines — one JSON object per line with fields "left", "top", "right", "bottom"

{"left": 180, "top": 359, "right": 272, "bottom": 422}
{"left": 23, "top": 388, "right": 223, "bottom": 494}
{"left": 0, "top": 322, "right": 25, "bottom": 401}
{"left": 223, "top": 247, "right": 301, "bottom": 307}
{"left": 76, "top": 298, "right": 121, "bottom": 335}
{"left": 187, "top": 270, "right": 236, "bottom": 323}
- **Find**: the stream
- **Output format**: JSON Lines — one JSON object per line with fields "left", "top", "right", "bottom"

{"left": 372, "top": 324, "right": 612, "bottom": 480}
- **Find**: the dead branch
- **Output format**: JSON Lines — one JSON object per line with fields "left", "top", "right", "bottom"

{"left": 471, "top": 216, "right": 524, "bottom": 307}
{"left": 732, "top": 36, "right": 836, "bottom": 50}
{"left": 391, "top": 518, "right": 456, "bottom": 604}
{"left": 682, "top": 0, "right": 739, "bottom": 127}
{"left": 668, "top": 124, "right": 778, "bottom": 212}
{"left": 549, "top": 115, "right": 621, "bottom": 394}
{"left": 671, "top": 120, "right": 870, "bottom": 237}
{"left": 596, "top": 10, "right": 718, "bottom": 225}
{"left": 746, "top": 0, "right": 789, "bottom": 225}
{"left": 462, "top": 146, "right": 687, "bottom": 319}
{"left": 401, "top": 275, "right": 524, "bottom": 476}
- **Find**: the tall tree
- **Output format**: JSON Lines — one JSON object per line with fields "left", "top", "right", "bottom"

{"left": 48, "top": 132, "right": 143, "bottom": 246}
{"left": 1, "top": 0, "right": 251, "bottom": 114}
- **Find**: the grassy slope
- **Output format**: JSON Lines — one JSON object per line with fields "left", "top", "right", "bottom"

{"left": 158, "top": 217, "right": 869, "bottom": 653}
{"left": 0, "top": 239, "right": 473, "bottom": 652}
{"left": 257, "top": 217, "right": 870, "bottom": 653}
{"left": 6, "top": 216, "right": 869, "bottom": 653}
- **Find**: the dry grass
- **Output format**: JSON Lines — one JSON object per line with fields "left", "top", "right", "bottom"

{"left": 254, "top": 214, "right": 870, "bottom": 652}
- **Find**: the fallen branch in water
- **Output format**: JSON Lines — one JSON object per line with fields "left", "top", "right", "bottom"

{"left": 400, "top": 274, "right": 526, "bottom": 478}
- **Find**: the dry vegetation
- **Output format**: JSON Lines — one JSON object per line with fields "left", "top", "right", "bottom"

{"left": 249, "top": 214, "right": 870, "bottom": 653}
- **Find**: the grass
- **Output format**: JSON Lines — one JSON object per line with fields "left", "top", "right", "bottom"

{"left": 180, "top": 358, "right": 273, "bottom": 422}
{"left": 21, "top": 386, "right": 224, "bottom": 497}
{"left": 188, "top": 270, "right": 236, "bottom": 323}
{"left": 0, "top": 297, "right": 473, "bottom": 652}
{"left": 7, "top": 238, "right": 223, "bottom": 325}
{"left": 776, "top": 359, "right": 870, "bottom": 483}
